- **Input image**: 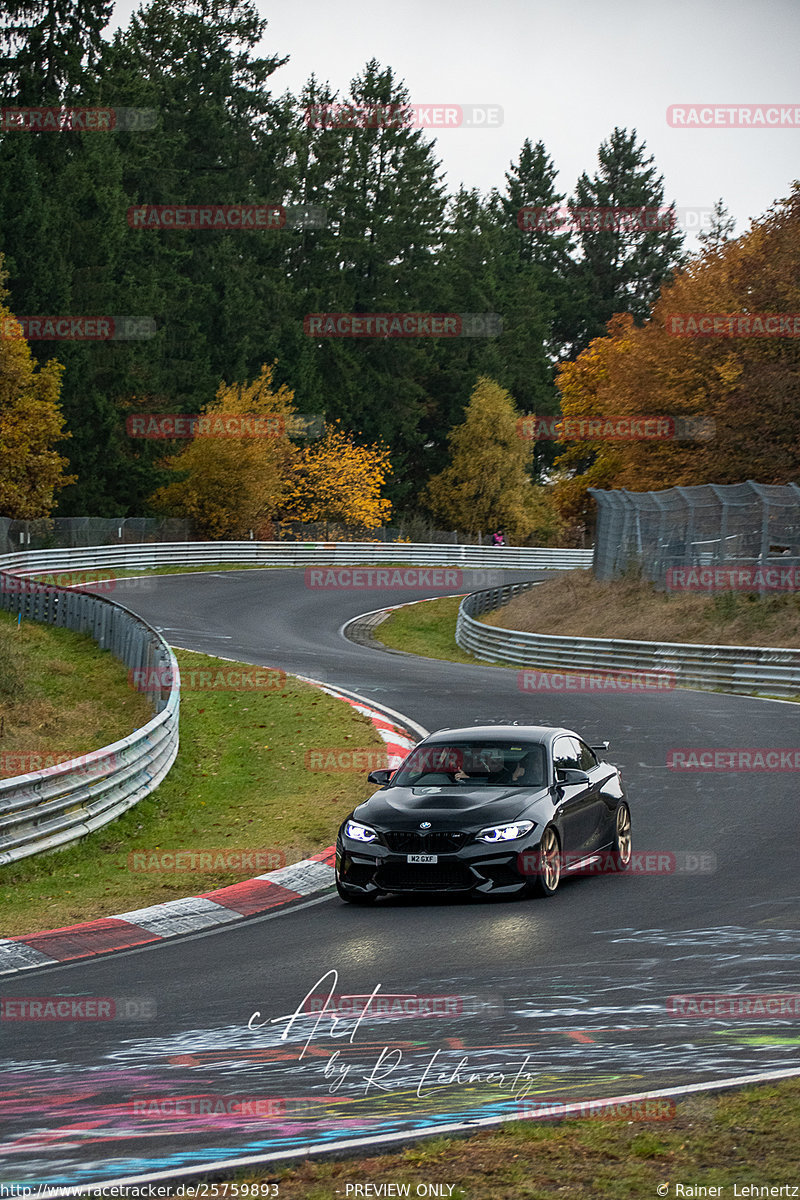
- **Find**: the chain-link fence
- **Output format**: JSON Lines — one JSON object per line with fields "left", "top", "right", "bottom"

{"left": 0, "top": 517, "right": 505, "bottom": 554}
{"left": 0, "top": 517, "right": 192, "bottom": 555}
{"left": 589, "top": 481, "right": 800, "bottom": 589}
{"left": 272, "top": 519, "right": 496, "bottom": 544}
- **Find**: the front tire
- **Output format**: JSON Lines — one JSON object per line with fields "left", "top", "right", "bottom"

{"left": 529, "top": 825, "right": 561, "bottom": 897}
{"left": 610, "top": 803, "right": 632, "bottom": 871}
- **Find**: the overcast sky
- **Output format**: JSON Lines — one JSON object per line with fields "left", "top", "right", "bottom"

{"left": 110, "top": 0, "right": 800, "bottom": 243}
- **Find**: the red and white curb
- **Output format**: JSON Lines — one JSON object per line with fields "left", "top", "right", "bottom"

{"left": 0, "top": 687, "right": 418, "bottom": 977}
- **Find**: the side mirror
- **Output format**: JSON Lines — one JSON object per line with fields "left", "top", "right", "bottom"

{"left": 367, "top": 769, "right": 393, "bottom": 786}
{"left": 556, "top": 768, "right": 590, "bottom": 786}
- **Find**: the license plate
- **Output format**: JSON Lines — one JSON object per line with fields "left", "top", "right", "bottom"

{"left": 407, "top": 854, "right": 438, "bottom": 864}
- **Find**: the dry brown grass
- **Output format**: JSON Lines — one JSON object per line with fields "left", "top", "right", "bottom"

{"left": 483, "top": 570, "right": 800, "bottom": 647}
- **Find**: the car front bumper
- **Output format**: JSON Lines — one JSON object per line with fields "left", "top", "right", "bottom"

{"left": 336, "top": 832, "right": 543, "bottom": 897}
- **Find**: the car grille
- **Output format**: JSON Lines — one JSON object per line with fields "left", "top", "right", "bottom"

{"left": 376, "top": 863, "right": 475, "bottom": 891}
{"left": 382, "top": 830, "right": 469, "bottom": 854}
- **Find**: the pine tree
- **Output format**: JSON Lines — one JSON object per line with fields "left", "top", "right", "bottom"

{"left": 567, "top": 127, "right": 686, "bottom": 353}
{"left": 89, "top": 0, "right": 295, "bottom": 511}
{"left": 0, "top": 0, "right": 111, "bottom": 103}
{"left": 489, "top": 140, "right": 570, "bottom": 474}
{"left": 297, "top": 59, "right": 448, "bottom": 510}
{"left": 497, "top": 139, "right": 573, "bottom": 280}
{"left": 698, "top": 198, "right": 736, "bottom": 251}
{"left": 0, "top": 0, "right": 131, "bottom": 515}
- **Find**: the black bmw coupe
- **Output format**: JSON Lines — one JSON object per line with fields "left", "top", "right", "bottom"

{"left": 335, "top": 724, "right": 631, "bottom": 902}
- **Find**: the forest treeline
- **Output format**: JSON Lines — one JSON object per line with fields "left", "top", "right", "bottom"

{"left": 0, "top": 0, "right": 797, "bottom": 542}
{"left": 0, "top": 0, "right": 688, "bottom": 521}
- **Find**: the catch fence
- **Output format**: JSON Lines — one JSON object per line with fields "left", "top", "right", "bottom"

{"left": 589, "top": 481, "right": 800, "bottom": 589}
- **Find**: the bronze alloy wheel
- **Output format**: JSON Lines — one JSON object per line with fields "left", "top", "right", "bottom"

{"left": 532, "top": 825, "right": 562, "bottom": 897}
{"left": 613, "top": 804, "right": 632, "bottom": 870}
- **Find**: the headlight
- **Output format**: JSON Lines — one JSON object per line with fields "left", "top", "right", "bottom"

{"left": 476, "top": 820, "right": 535, "bottom": 844}
{"left": 344, "top": 819, "right": 378, "bottom": 843}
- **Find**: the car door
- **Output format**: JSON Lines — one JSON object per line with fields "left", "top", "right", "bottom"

{"left": 552, "top": 736, "right": 597, "bottom": 858}
{"left": 576, "top": 739, "right": 616, "bottom": 852}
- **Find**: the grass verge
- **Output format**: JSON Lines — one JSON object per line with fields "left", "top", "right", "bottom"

{"left": 179, "top": 1077, "right": 800, "bottom": 1199}
{"left": 376, "top": 596, "right": 514, "bottom": 667}
{"left": 0, "top": 646, "right": 386, "bottom": 935}
{"left": 485, "top": 570, "right": 800, "bottom": 648}
{"left": 0, "top": 609, "right": 152, "bottom": 776}
{"left": 376, "top": 573, "right": 800, "bottom": 687}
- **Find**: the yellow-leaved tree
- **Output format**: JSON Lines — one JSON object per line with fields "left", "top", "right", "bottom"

{"left": 422, "top": 376, "right": 563, "bottom": 544}
{"left": 149, "top": 363, "right": 299, "bottom": 539}
{"left": 281, "top": 421, "right": 392, "bottom": 534}
{"left": 0, "top": 273, "right": 74, "bottom": 518}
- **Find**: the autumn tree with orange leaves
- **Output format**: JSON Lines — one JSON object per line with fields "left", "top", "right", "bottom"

{"left": 0, "top": 274, "right": 73, "bottom": 518}
{"left": 551, "top": 184, "right": 800, "bottom": 534}
{"left": 149, "top": 363, "right": 299, "bottom": 539}
{"left": 281, "top": 422, "right": 392, "bottom": 534}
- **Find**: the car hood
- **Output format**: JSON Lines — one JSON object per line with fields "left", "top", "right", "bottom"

{"left": 353, "top": 784, "right": 551, "bottom": 830}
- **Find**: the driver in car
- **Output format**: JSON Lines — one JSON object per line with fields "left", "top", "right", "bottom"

{"left": 454, "top": 749, "right": 515, "bottom": 784}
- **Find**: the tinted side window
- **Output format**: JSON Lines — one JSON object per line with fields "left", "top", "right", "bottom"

{"left": 553, "top": 737, "right": 581, "bottom": 772}
{"left": 577, "top": 740, "right": 598, "bottom": 771}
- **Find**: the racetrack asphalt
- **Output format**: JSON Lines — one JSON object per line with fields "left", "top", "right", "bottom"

{"left": 1, "top": 566, "right": 798, "bottom": 1189}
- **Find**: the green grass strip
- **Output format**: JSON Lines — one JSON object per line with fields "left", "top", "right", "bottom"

{"left": 1, "top": 645, "right": 386, "bottom": 936}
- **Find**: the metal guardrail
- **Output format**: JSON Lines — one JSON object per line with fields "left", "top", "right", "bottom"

{"left": 0, "top": 573, "right": 179, "bottom": 866}
{"left": 456, "top": 581, "right": 800, "bottom": 698}
{"left": 0, "top": 541, "right": 593, "bottom": 574}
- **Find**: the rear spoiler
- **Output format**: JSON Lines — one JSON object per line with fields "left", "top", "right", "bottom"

{"left": 591, "top": 741, "right": 610, "bottom": 757}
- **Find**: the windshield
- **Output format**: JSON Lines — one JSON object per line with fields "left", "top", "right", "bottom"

{"left": 391, "top": 741, "right": 547, "bottom": 789}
